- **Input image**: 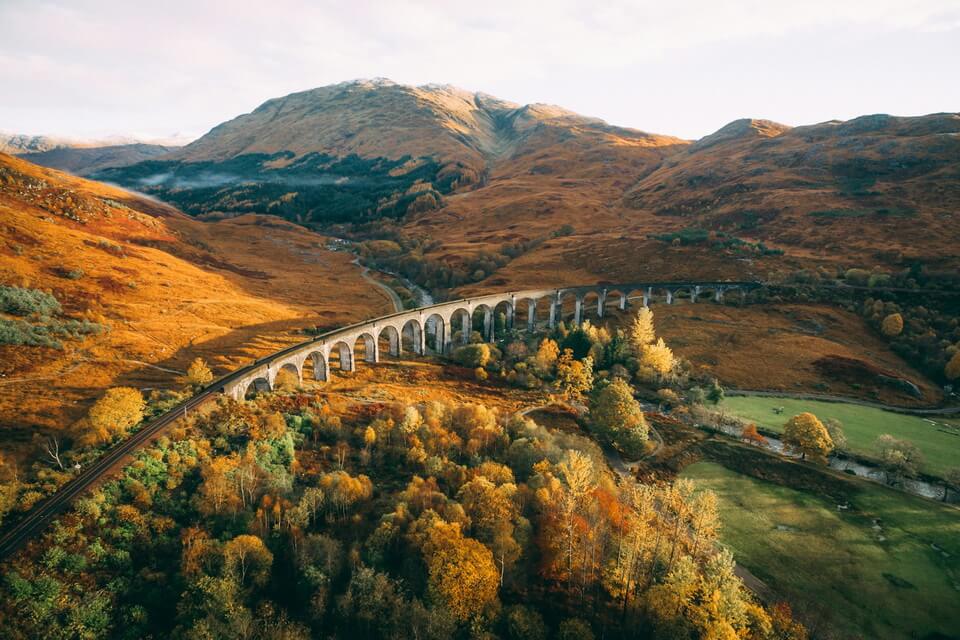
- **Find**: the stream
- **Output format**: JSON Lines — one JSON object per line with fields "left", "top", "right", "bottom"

{"left": 707, "top": 422, "right": 955, "bottom": 503}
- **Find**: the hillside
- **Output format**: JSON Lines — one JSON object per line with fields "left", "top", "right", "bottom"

{"left": 623, "top": 113, "right": 960, "bottom": 274}
{"left": 17, "top": 143, "right": 176, "bottom": 175}
{"left": 0, "top": 153, "right": 391, "bottom": 449}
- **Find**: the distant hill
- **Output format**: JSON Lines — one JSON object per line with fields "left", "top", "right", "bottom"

{"left": 91, "top": 80, "right": 960, "bottom": 283}
{"left": 18, "top": 143, "right": 176, "bottom": 175}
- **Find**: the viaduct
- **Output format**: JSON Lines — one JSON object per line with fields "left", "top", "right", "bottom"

{"left": 224, "top": 281, "right": 758, "bottom": 400}
{"left": 0, "top": 280, "right": 758, "bottom": 561}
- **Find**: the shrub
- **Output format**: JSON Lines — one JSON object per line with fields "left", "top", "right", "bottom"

{"left": 0, "top": 286, "right": 61, "bottom": 317}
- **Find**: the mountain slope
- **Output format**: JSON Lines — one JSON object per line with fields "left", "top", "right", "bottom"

{"left": 623, "top": 113, "right": 960, "bottom": 271}
{"left": 0, "top": 153, "right": 389, "bottom": 442}
{"left": 17, "top": 143, "right": 176, "bottom": 175}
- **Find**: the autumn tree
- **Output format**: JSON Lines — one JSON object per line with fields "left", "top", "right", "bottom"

{"left": 79, "top": 387, "right": 145, "bottom": 445}
{"left": 318, "top": 470, "right": 373, "bottom": 518}
{"left": 782, "top": 413, "right": 833, "bottom": 463}
{"left": 181, "top": 357, "right": 214, "bottom": 389}
{"left": 555, "top": 349, "right": 594, "bottom": 401}
{"left": 875, "top": 434, "right": 924, "bottom": 484}
{"left": 881, "top": 313, "right": 904, "bottom": 337}
{"left": 946, "top": 350, "right": 960, "bottom": 380}
{"left": 457, "top": 476, "right": 522, "bottom": 580}
{"left": 223, "top": 534, "right": 273, "bottom": 588}
{"left": 590, "top": 378, "right": 648, "bottom": 457}
{"left": 422, "top": 522, "right": 500, "bottom": 621}
{"left": 741, "top": 423, "right": 766, "bottom": 447}
{"left": 531, "top": 338, "right": 560, "bottom": 376}
{"left": 639, "top": 338, "right": 675, "bottom": 378}
{"left": 627, "top": 307, "right": 656, "bottom": 356}
{"left": 197, "top": 453, "right": 242, "bottom": 515}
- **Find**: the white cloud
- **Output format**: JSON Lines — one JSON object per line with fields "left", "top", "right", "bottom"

{"left": 0, "top": 0, "right": 957, "bottom": 139}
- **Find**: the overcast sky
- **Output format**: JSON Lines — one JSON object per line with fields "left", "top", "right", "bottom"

{"left": 1, "top": 0, "right": 958, "bottom": 142}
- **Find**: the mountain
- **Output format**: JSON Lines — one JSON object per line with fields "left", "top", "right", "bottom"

{"left": 0, "top": 152, "right": 389, "bottom": 437}
{"left": 92, "top": 80, "right": 960, "bottom": 289}
{"left": 94, "top": 79, "right": 682, "bottom": 225}
{"left": 17, "top": 143, "right": 177, "bottom": 175}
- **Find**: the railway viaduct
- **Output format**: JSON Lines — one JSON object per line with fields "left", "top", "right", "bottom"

{"left": 224, "top": 281, "right": 758, "bottom": 400}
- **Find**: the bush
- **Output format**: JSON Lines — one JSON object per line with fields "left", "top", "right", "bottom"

{"left": 453, "top": 343, "right": 492, "bottom": 368}
{"left": 0, "top": 286, "right": 61, "bottom": 317}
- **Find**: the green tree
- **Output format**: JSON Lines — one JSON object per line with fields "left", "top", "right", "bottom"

{"left": 782, "top": 413, "right": 833, "bottom": 463}
{"left": 590, "top": 378, "right": 648, "bottom": 457}
{"left": 453, "top": 343, "right": 492, "bottom": 368}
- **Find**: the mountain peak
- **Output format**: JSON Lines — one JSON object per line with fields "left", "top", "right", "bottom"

{"left": 693, "top": 118, "right": 791, "bottom": 150}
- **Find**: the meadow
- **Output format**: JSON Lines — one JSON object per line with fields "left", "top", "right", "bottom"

{"left": 719, "top": 395, "right": 960, "bottom": 477}
{"left": 682, "top": 461, "right": 960, "bottom": 640}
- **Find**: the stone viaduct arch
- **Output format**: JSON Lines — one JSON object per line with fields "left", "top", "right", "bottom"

{"left": 222, "top": 281, "right": 759, "bottom": 400}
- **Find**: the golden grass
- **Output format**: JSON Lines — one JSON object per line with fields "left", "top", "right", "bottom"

{"left": 0, "top": 154, "right": 392, "bottom": 454}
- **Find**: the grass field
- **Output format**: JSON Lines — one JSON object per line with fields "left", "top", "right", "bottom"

{"left": 719, "top": 395, "right": 960, "bottom": 477}
{"left": 682, "top": 461, "right": 960, "bottom": 640}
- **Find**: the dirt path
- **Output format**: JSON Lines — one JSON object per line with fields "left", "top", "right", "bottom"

{"left": 353, "top": 257, "right": 403, "bottom": 313}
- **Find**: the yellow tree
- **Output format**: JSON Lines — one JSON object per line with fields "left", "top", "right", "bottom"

{"left": 181, "top": 357, "right": 214, "bottom": 388}
{"left": 531, "top": 338, "right": 560, "bottom": 375}
{"left": 782, "top": 413, "right": 833, "bottom": 463}
{"left": 555, "top": 349, "right": 594, "bottom": 401}
{"left": 425, "top": 524, "right": 500, "bottom": 621}
{"left": 640, "top": 338, "right": 674, "bottom": 377}
{"left": 880, "top": 313, "right": 904, "bottom": 337}
{"left": 80, "top": 387, "right": 145, "bottom": 445}
{"left": 628, "top": 307, "right": 656, "bottom": 357}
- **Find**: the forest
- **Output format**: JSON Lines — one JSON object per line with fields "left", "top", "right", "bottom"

{"left": 0, "top": 311, "right": 807, "bottom": 640}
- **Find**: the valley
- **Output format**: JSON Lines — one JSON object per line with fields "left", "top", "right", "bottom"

{"left": 1, "top": 77, "right": 958, "bottom": 640}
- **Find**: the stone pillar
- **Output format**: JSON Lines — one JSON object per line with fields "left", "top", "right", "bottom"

{"left": 619, "top": 293, "right": 627, "bottom": 310}
{"left": 462, "top": 313, "right": 471, "bottom": 344}
{"left": 314, "top": 352, "right": 328, "bottom": 381}
{"left": 443, "top": 325, "right": 453, "bottom": 354}
{"left": 692, "top": 285, "right": 701, "bottom": 303}
{"left": 574, "top": 296, "right": 583, "bottom": 326}
{"left": 528, "top": 302, "right": 536, "bottom": 331}
{"left": 369, "top": 337, "right": 379, "bottom": 363}
{"left": 714, "top": 287, "right": 724, "bottom": 303}
{"left": 417, "top": 323, "right": 426, "bottom": 355}
{"left": 643, "top": 287, "right": 651, "bottom": 307}
{"left": 390, "top": 328, "right": 400, "bottom": 356}
{"left": 549, "top": 300, "right": 558, "bottom": 328}
{"left": 506, "top": 304, "right": 514, "bottom": 330}
{"left": 343, "top": 344, "right": 356, "bottom": 372}
{"left": 598, "top": 291, "right": 606, "bottom": 318}
{"left": 484, "top": 311, "right": 493, "bottom": 342}
{"left": 666, "top": 290, "right": 673, "bottom": 305}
